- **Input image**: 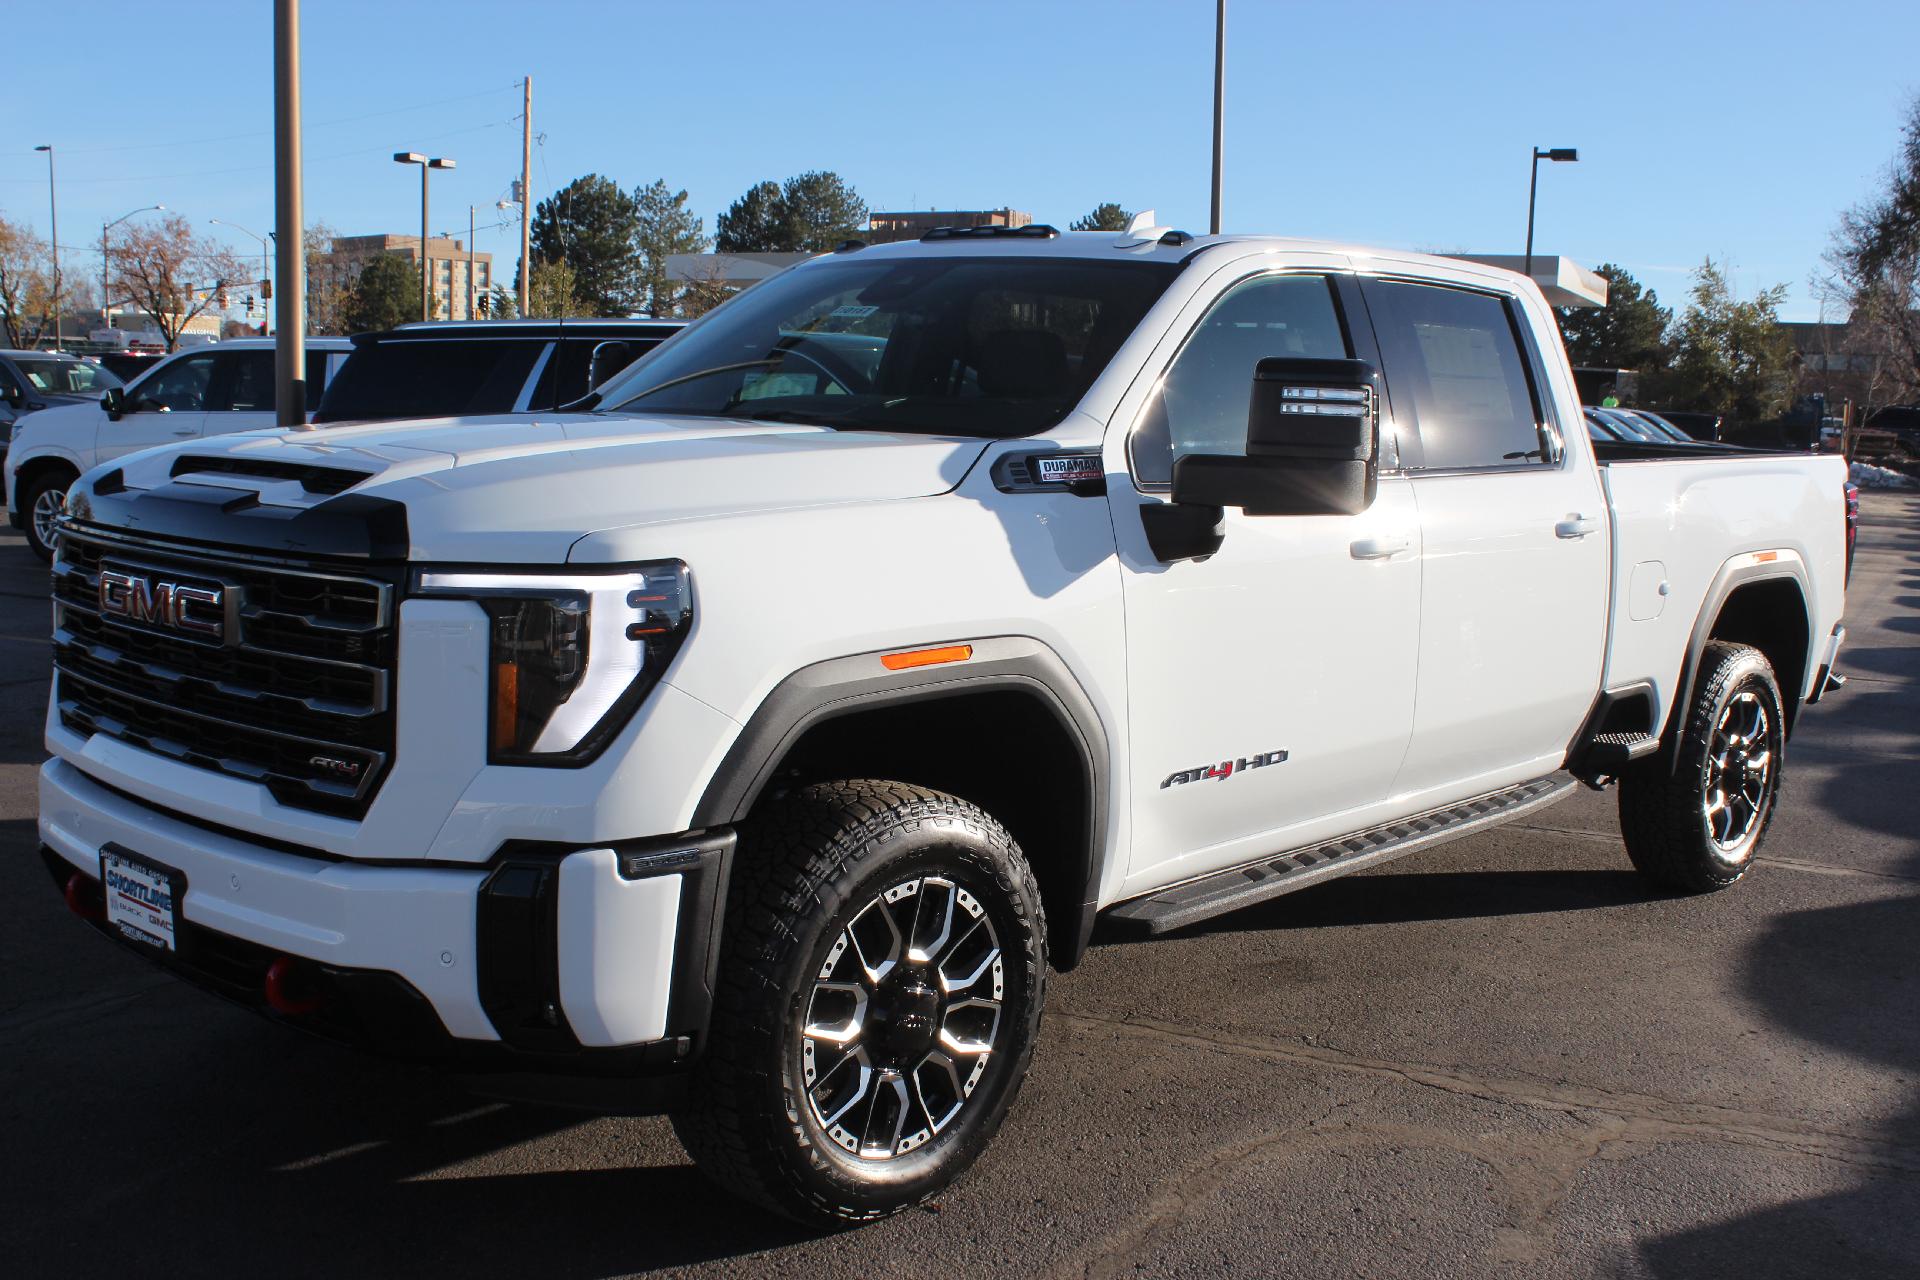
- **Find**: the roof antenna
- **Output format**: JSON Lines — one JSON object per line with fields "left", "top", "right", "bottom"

{"left": 1114, "top": 209, "right": 1171, "bottom": 248}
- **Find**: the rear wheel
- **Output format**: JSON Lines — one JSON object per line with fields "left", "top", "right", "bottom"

{"left": 1619, "top": 641, "right": 1785, "bottom": 891}
{"left": 672, "top": 780, "right": 1046, "bottom": 1226}
{"left": 19, "top": 468, "right": 76, "bottom": 562}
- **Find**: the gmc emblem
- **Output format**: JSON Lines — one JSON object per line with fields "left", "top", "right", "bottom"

{"left": 98, "top": 569, "right": 227, "bottom": 643}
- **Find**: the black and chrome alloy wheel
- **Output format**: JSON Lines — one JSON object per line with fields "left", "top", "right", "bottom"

{"left": 802, "top": 875, "right": 1005, "bottom": 1160}
{"left": 1703, "top": 689, "right": 1772, "bottom": 855}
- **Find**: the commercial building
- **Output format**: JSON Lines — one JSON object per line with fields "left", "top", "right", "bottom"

{"left": 320, "top": 234, "right": 494, "bottom": 321}
{"left": 866, "top": 208, "right": 1032, "bottom": 243}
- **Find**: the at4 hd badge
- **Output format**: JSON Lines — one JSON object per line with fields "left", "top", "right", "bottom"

{"left": 1162, "top": 750, "right": 1289, "bottom": 789}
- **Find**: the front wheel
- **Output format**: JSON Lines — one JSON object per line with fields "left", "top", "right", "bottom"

{"left": 672, "top": 780, "right": 1047, "bottom": 1226}
{"left": 19, "top": 469, "right": 75, "bottom": 562}
{"left": 1619, "top": 641, "right": 1785, "bottom": 891}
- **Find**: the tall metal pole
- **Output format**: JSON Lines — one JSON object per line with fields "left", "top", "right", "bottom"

{"left": 420, "top": 165, "right": 431, "bottom": 321}
{"left": 467, "top": 205, "right": 477, "bottom": 320}
{"left": 519, "top": 75, "right": 533, "bottom": 318}
{"left": 1210, "top": 0, "right": 1225, "bottom": 235}
{"left": 102, "top": 223, "right": 111, "bottom": 334}
{"left": 1524, "top": 150, "right": 1541, "bottom": 281}
{"left": 34, "top": 146, "right": 61, "bottom": 350}
{"left": 273, "top": 0, "right": 307, "bottom": 426}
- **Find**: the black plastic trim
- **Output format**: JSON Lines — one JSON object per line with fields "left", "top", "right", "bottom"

{"left": 63, "top": 473, "right": 410, "bottom": 562}
{"left": 690, "top": 636, "right": 1110, "bottom": 968}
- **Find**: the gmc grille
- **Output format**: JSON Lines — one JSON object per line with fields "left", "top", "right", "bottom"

{"left": 51, "top": 527, "right": 399, "bottom": 818}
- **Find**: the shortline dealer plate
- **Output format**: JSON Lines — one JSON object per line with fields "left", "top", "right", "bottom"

{"left": 99, "top": 846, "right": 184, "bottom": 952}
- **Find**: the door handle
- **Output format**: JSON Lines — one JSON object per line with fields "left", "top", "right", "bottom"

{"left": 1555, "top": 514, "right": 1599, "bottom": 539}
{"left": 171, "top": 428, "right": 197, "bottom": 436}
{"left": 1350, "top": 536, "right": 1410, "bottom": 561}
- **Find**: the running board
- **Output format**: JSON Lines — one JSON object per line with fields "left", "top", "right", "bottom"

{"left": 1107, "top": 775, "right": 1578, "bottom": 935}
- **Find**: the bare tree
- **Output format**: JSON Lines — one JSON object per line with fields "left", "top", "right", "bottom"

{"left": 304, "top": 221, "right": 362, "bottom": 336}
{"left": 0, "top": 215, "right": 56, "bottom": 348}
{"left": 106, "top": 214, "right": 246, "bottom": 351}
{"left": 1828, "top": 95, "right": 1920, "bottom": 409}
{"left": 677, "top": 257, "right": 737, "bottom": 318}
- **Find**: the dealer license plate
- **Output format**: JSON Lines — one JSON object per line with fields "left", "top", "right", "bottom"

{"left": 100, "top": 847, "right": 182, "bottom": 952}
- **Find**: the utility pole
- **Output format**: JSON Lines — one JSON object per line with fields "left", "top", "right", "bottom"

{"left": 34, "top": 146, "right": 60, "bottom": 350}
{"left": 274, "top": 0, "right": 306, "bottom": 426}
{"left": 1210, "top": 0, "right": 1225, "bottom": 236}
{"left": 467, "top": 205, "right": 477, "bottom": 320}
{"left": 519, "top": 75, "right": 532, "bottom": 318}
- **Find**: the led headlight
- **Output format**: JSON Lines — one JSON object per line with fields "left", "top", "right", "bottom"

{"left": 415, "top": 562, "right": 691, "bottom": 765}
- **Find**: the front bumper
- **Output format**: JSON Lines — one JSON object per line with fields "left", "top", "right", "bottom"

{"left": 39, "top": 756, "right": 731, "bottom": 1095}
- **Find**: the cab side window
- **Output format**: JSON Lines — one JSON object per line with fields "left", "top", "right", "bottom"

{"left": 1362, "top": 281, "right": 1548, "bottom": 471}
{"left": 137, "top": 353, "right": 218, "bottom": 412}
{"left": 219, "top": 351, "right": 277, "bottom": 411}
{"left": 1131, "top": 274, "right": 1349, "bottom": 487}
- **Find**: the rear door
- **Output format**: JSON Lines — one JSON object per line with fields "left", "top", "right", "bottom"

{"left": 1358, "top": 276, "right": 1608, "bottom": 798}
{"left": 99, "top": 350, "right": 217, "bottom": 463}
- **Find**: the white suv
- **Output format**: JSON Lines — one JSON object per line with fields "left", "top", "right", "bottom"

{"left": 4, "top": 338, "right": 349, "bottom": 558}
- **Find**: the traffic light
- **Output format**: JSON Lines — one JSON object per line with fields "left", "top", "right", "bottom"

{"left": 245, "top": 294, "right": 255, "bottom": 316}
{"left": 476, "top": 293, "right": 490, "bottom": 317}
{"left": 261, "top": 278, "right": 272, "bottom": 301}
{"left": 217, "top": 288, "right": 230, "bottom": 309}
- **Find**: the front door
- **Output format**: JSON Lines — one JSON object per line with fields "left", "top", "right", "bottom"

{"left": 102, "top": 350, "right": 216, "bottom": 463}
{"left": 1357, "top": 277, "right": 1609, "bottom": 799}
{"left": 1112, "top": 270, "right": 1423, "bottom": 893}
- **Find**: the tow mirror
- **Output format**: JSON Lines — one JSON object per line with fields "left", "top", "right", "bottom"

{"left": 1171, "top": 357, "right": 1379, "bottom": 517}
{"left": 587, "top": 340, "right": 632, "bottom": 390}
{"left": 101, "top": 386, "right": 125, "bottom": 419}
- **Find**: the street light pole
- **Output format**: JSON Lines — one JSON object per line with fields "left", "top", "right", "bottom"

{"left": 394, "top": 152, "right": 455, "bottom": 322}
{"left": 210, "top": 219, "right": 274, "bottom": 335}
{"left": 468, "top": 204, "right": 476, "bottom": 319}
{"left": 1524, "top": 146, "right": 1578, "bottom": 281}
{"left": 33, "top": 145, "right": 60, "bottom": 350}
{"left": 1210, "top": 0, "right": 1225, "bottom": 235}
{"left": 101, "top": 205, "right": 165, "bottom": 333}
{"left": 274, "top": 0, "right": 306, "bottom": 427}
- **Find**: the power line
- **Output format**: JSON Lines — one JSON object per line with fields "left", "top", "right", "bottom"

{"left": 0, "top": 84, "right": 522, "bottom": 159}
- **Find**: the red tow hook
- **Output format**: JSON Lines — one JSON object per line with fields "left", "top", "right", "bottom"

{"left": 264, "top": 956, "right": 322, "bottom": 1016}
{"left": 64, "top": 872, "right": 105, "bottom": 922}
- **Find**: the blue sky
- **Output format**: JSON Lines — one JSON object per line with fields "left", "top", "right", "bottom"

{"left": 5, "top": 0, "right": 1915, "bottom": 322}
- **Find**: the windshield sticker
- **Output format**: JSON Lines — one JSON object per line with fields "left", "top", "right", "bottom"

{"left": 829, "top": 304, "right": 879, "bottom": 319}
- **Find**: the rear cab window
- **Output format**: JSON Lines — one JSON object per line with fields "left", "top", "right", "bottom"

{"left": 1360, "top": 280, "right": 1556, "bottom": 471}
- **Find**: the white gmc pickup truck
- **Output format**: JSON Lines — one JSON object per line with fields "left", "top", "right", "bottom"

{"left": 37, "top": 224, "right": 1850, "bottom": 1224}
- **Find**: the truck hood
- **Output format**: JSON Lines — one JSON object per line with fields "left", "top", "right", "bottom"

{"left": 71, "top": 412, "right": 992, "bottom": 562}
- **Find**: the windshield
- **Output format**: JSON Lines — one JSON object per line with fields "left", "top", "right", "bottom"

{"left": 15, "top": 359, "right": 122, "bottom": 398}
{"left": 594, "top": 256, "right": 1180, "bottom": 437}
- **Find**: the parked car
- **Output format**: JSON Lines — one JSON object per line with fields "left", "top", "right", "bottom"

{"left": 4, "top": 338, "right": 350, "bottom": 559}
{"left": 1650, "top": 409, "right": 1723, "bottom": 442}
{"left": 0, "top": 350, "right": 125, "bottom": 472}
{"left": 312, "top": 318, "right": 686, "bottom": 424}
{"left": 37, "top": 229, "right": 1849, "bottom": 1226}
{"left": 1616, "top": 408, "right": 1705, "bottom": 446}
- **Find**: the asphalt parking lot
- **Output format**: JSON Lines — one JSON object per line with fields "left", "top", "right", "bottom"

{"left": 3, "top": 495, "right": 1917, "bottom": 1279}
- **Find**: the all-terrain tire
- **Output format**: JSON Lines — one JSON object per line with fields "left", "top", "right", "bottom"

{"left": 1619, "top": 641, "right": 1785, "bottom": 892}
{"left": 671, "top": 780, "right": 1047, "bottom": 1226}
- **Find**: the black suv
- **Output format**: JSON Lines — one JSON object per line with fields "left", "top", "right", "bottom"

{"left": 313, "top": 318, "right": 686, "bottom": 424}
